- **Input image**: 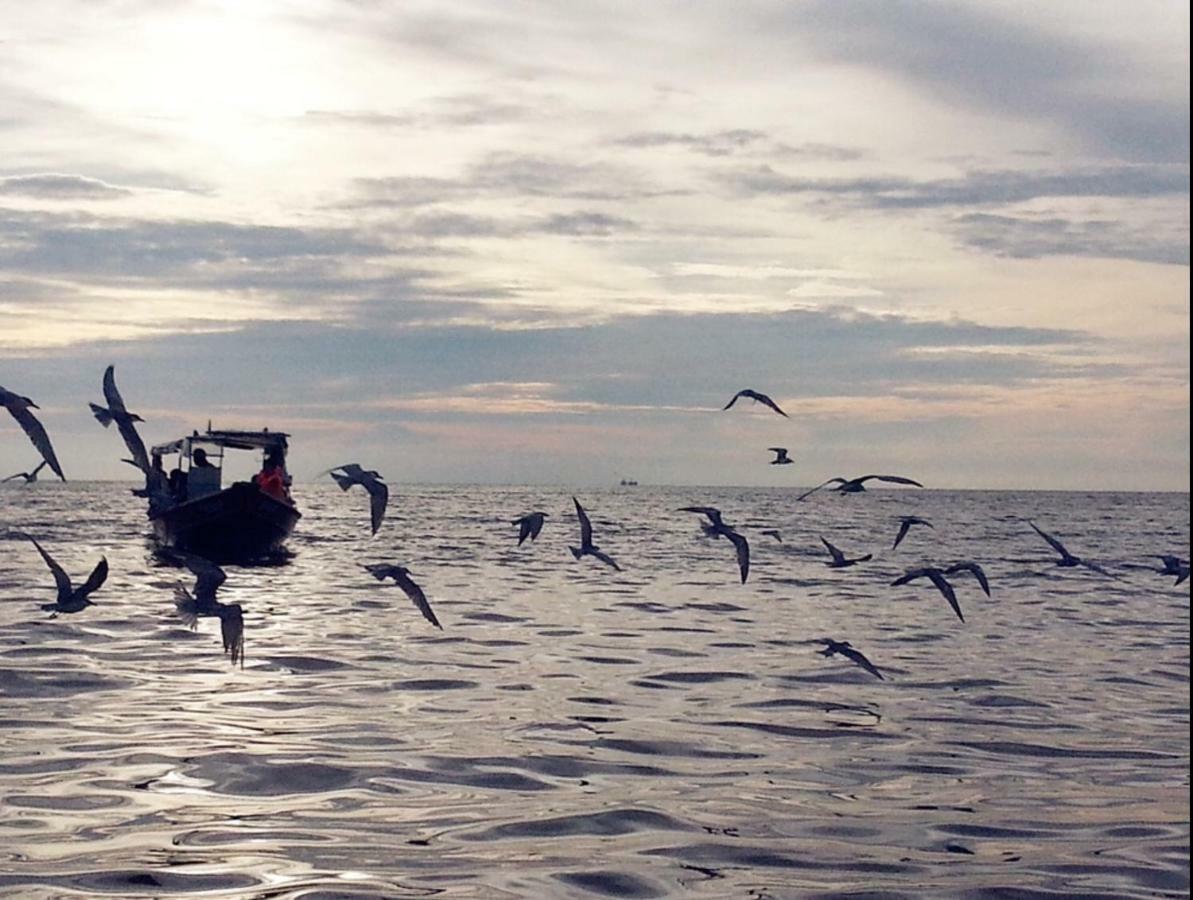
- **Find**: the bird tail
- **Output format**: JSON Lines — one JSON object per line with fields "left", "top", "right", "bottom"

{"left": 569, "top": 546, "right": 583, "bottom": 561}
{"left": 89, "top": 403, "right": 114, "bottom": 427}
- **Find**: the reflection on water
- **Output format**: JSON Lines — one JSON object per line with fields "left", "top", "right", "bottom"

{"left": 1, "top": 483, "right": 1189, "bottom": 898}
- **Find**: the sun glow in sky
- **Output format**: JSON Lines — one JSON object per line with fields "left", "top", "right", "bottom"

{"left": 1, "top": 0, "right": 1188, "bottom": 489}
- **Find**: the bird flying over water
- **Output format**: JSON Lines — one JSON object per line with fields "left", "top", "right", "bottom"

{"left": 1156, "top": 555, "right": 1189, "bottom": 586}
{"left": 891, "top": 567, "right": 964, "bottom": 622}
{"left": 89, "top": 365, "right": 150, "bottom": 475}
{"left": 171, "top": 553, "right": 243, "bottom": 667}
{"left": 679, "top": 506, "right": 750, "bottom": 583}
{"left": 364, "top": 564, "right": 442, "bottom": 629}
{"left": 821, "top": 537, "right": 872, "bottom": 568}
{"left": 760, "top": 529, "right": 783, "bottom": 543}
{"left": 15, "top": 532, "right": 107, "bottom": 614}
{"left": 2, "top": 460, "right": 47, "bottom": 484}
{"left": 723, "top": 389, "right": 788, "bottom": 418}
{"left": 324, "top": 464, "right": 389, "bottom": 534}
{"left": 819, "top": 639, "right": 884, "bottom": 680}
{"left": 512, "top": 511, "right": 548, "bottom": 546}
{"left": 1027, "top": 521, "right": 1114, "bottom": 577}
{"left": 0, "top": 385, "right": 66, "bottom": 482}
{"left": 569, "top": 497, "right": 621, "bottom": 571}
{"left": 797, "top": 474, "right": 923, "bottom": 501}
{"left": 892, "top": 515, "right": 933, "bottom": 550}
{"left": 768, "top": 447, "right": 793, "bottom": 465}
{"left": 944, "top": 561, "right": 991, "bottom": 597}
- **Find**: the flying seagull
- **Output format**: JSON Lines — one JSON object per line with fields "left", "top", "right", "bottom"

{"left": 891, "top": 566, "right": 964, "bottom": 622}
{"left": 1156, "top": 555, "right": 1189, "bottom": 586}
{"left": 569, "top": 497, "right": 622, "bottom": 571}
{"left": 679, "top": 506, "right": 750, "bottom": 583}
{"left": 821, "top": 537, "right": 872, "bottom": 568}
{"left": 818, "top": 639, "right": 884, "bottom": 680}
{"left": 364, "top": 564, "right": 443, "bottom": 629}
{"left": 723, "top": 389, "right": 788, "bottom": 418}
{"left": 0, "top": 385, "right": 66, "bottom": 481}
{"left": 797, "top": 474, "right": 923, "bottom": 502}
{"left": 512, "top": 511, "right": 548, "bottom": 546}
{"left": 2, "top": 460, "right": 47, "bottom": 484}
{"left": 760, "top": 528, "right": 783, "bottom": 543}
{"left": 944, "top": 561, "right": 991, "bottom": 597}
{"left": 16, "top": 532, "right": 107, "bottom": 614}
{"left": 768, "top": 447, "right": 793, "bottom": 465}
{"left": 324, "top": 464, "right": 389, "bottom": 534}
{"left": 89, "top": 365, "right": 150, "bottom": 475}
{"left": 172, "top": 553, "right": 243, "bottom": 667}
{"left": 892, "top": 515, "right": 934, "bottom": 550}
{"left": 1027, "top": 521, "right": 1114, "bottom": 577}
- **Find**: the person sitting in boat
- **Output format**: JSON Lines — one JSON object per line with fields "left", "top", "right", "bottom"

{"left": 187, "top": 447, "right": 221, "bottom": 499}
{"left": 253, "top": 449, "right": 291, "bottom": 503}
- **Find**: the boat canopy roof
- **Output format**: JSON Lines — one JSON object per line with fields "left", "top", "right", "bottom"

{"left": 151, "top": 428, "right": 290, "bottom": 456}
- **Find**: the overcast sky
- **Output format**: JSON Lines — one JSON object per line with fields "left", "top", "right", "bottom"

{"left": 2, "top": 0, "right": 1188, "bottom": 490}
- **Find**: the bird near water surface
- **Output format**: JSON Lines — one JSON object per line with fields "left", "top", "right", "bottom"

{"left": 821, "top": 537, "right": 872, "bottom": 568}
{"left": 0, "top": 385, "right": 66, "bottom": 482}
{"left": 892, "top": 515, "right": 933, "bottom": 550}
{"left": 819, "top": 639, "right": 884, "bottom": 680}
{"left": 512, "top": 511, "right": 548, "bottom": 546}
{"left": 171, "top": 552, "right": 244, "bottom": 667}
{"left": 2, "top": 461, "right": 47, "bottom": 484}
{"left": 679, "top": 506, "right": 750, "bottom": 583}
{"left": 324, "top": 464, "right": 389, "bottom": 535}
{"left": 569, "top": 497, "right": 622, "bottom": 571}
{"left": 364, "top": 564, "right": 443, "bottom": 629}
{"left": 797, "top": 474, "right": 923, "bottom": 501}
{"left": 13, "top": 531, "right": 107, "bottom": 614}
{"left": 891, "top": 566, "right": 965, "bottom": 622}
{"left": 1027, "top": 520, "right": 1115, "bottom": 577}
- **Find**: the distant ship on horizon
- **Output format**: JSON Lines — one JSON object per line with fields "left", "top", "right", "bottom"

{"left": 619, "top": 478, "right": 639, "bottom": 486}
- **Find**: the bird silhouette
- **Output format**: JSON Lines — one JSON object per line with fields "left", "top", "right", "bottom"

{"left": 364, "top": 564, "right": 443, "bottom": 628}
{"left": 944, "top": 561, "right": 991, "bottom": 597}
{"left": 171, "top": 553, "right": 244, "bottom": 667}
{"left": 723, "top": 389, "right": 788, "bottom": 417}
{"left": 1156, "top": 555, "right": 1189, "bottom": 586}
{"left": 768, "top": 447, "right": 793, "bottom": 465}
{"left": 891, "top": 567, "right": 964, "bottom": 622}
{"left": 1027, "top": 521, "right": 1114, "bottom": 577}
{"left": 324, "top": 464, "right": 389, "bottom": 534}
{"left": 2, "top": 460, "right": 47, "bottom": 484}
{"left": 0, "top": 386, "right": 66, "bottom": 481}
{"left": 679, "top": 506, "right": 750, "bottom": 583}
{"left": 818, "top": 639, "right": 884, "bottom": 680}
{"left": 797, "top": 474, "right": 922, "bottom": 501}
{"left": 821, "top": 537, "right": 872, "bottom": 568}
{"left": 89, "top": 365, "right": 150, "bottom": 475}
{"left": 512, "top": 511, "right": 548, "bottom": 546}
{"left": 569, "top": 497, "right": 621, "bottom": 571}
{"left": 892, "top": 515, "right": 933, "bottom": 550}
{"left": 760, "top": 529, "right": 783, "bottom": 543}
{"left": 15, "top": 532, "right": 107, "bottom": 614}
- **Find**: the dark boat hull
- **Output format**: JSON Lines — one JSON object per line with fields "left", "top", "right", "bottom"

{"left": 150, "top": 481, "right": 301, "bottom": 562}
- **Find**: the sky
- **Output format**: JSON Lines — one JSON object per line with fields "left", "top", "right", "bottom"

{"left": 1, "top": 0, "right": 1189, "bottom": 490}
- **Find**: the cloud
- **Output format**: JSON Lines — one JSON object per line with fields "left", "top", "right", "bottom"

{"left": 951, "top": 212, "right": 1190, "bottom": 266}
{"left": 0, "top": 173, "right": 132, "bottom": 200}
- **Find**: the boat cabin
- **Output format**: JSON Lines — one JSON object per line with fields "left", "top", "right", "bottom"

{"left": 150, "top": 428, "right": 291, "bottom": 506}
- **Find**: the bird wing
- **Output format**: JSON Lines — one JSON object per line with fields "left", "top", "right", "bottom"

{"left": 173, "top": 585, "right": 201, "bottom": 628}
{"left": 364, "top": 563, "right": 394, "bottom": 581}
{"left": 755, "top": 393, "right": 789, "bottom": 417}
{"left": 219, "top": 604, "right": 245, "bottom": 667}
{"left": 821, "top": 537, "right": 846, "bottom": 565}
{"left": 892, "top": 520, "right": 912, "bottom": 549}
{"left": 679, "top": 506, "right": 722, "bottom": 526}
{"left": 116, "top": 417, "right": 150, "bottom": 474}
{"left": 724, "top": 529, "right": 750, "bottom": 583}
{"left": 891, "top": 567, "right": 931, "bottom": 587}
{"left": 796, "top": 478, "right": 844, "bottom": 501}
{"left": 858, "top": 474, "right": 923, "bottom": 488}
{"left": 841, "top": 644, "right": 884, "bottom": 680}
{"left": 926, "top": 570, "right": 963, "bottom": 622}
{"left": 365, "top": 479, "right": 389, "bottom": 534}
{"left": 1078, "top": 559, "right": 1115, "bottom": 578}
{"left": 1028, "top": 521, "right": 1074, "bottom": 561}
{"left": 6, "top": 404, "right": 65, "bottom": 481}
{"left": 181, "top": 553, "right": 226, "bottom": 601}
{"left": 590, "top": 548, "right": 622, "bottom": 572}
{"left": 74, "top": 557, "right": 108, "bottom": 601}
{"left": 722, "top": 390, "right": 747, "bottom": 410}
{"left": 395, "top": 572, "right": 442, "bottom": 629}
{"left": 946, "top": 561, "right": 990, "bottom": 597}
{"left": 528, "top": 514, "right": 545, "bottom": 540}
{"left": 515, "top": 517, "right": 533, "bottom": 545}
{"left": 22, "top": 534, "right": 72, "bottom": 600}
{"left": 101, "top": 365, "right": 129, "bottom": 415}
{"left": 1175, "top": 568, "right": 1190, "bottom": 586}
{"left": 574, "top": 497, "right": 593, "bottom": 548}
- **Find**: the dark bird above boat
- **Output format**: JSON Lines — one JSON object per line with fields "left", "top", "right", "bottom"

{"left": 892, "top": 515, "right": 933, "bottom": 550}
{"left": 723, "top": 389, "right": 788, "bottom": 418}
{"left": 1156, "top": 555, "right": 1189, "bottom": 586}
{"left": 512, "top": 511, "right": 548, "bottom": 546}
{"left": 0, "top": 385, "right": 66, "bottom": 482}
{"left": 171, "top": 553, "right": 243, "bottom": 667}
{"left": 570, "top": 497, "right": 621, "bottom": 571}
{"left": 768, "top": 447, "right": 793, "bottom": 465}
{"left": 2, "top": 460, "right": 47, "bottom": 484}
{"left": 819, "top": 638, "right": 884, "bottom": 680}
{"left": 89, "top": 365, "right": 150, "bottom": 475}
{"left": 364, "top": 564, "right": 442, "bottom": 629}
{"left": 944, "top": 561, "right": 991, "bottom": 597}
{"left": 679, "top": 506, "right": 750, "bottom": 583}
{"left": 324, "top": 463, "right": 389, "bottom": 535}
{"left": 1027, "top": 521, "right": 1114, "bottom": 577}
{"left": 821, "top": 537, "right": 872, "bottom": 568}
{"left": 891, "top": 567, "right": 964, "bottom": 622}
{"left": 797, "top": 474, "right": 923, "bottom": 501}
{"left": 15, "top": 532, "right": 107, "bottom": 614}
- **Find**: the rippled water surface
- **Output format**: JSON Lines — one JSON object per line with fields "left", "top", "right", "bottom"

{"left": 1, "top": 483, "right": 1189, "bottom": 899}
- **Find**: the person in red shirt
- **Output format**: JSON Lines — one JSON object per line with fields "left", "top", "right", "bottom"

{"left": 254, "top": 449, "right": 291, "bottom": 503}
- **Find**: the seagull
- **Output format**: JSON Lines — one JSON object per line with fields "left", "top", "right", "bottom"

{"left": 891, "top": 567, "right": 964, "bottom": 622}
{"left": 171, "top": 553, "right": 244, "bottom": 667}
{"left": 2, "top": 460, "right": 47, "bottom": 484}
{"left": 569, "top": 497, "right": 622, "bottom": 571}
{"left": 818, "top": 639, "right": 884, "bottom": 680}
{"left": 324, "top": 464, "right": 389, "bottom": 534}
{"left": 679, "top": 506, "right": 750, "bottom": 583}
{"left": 797, "top": 474, "right": 923, "bottom": 501}
{"left": 0, "top": 385, "right": 66, "bottom": 481}
{"left": 723, "top": 389, "right": 788, "bottom": 418}
{"left": 821, "top": 537, "right": 872, "bottom": 568}
{"left": 1027, "top": 521, "right": 1114, "bottom": 577}
{"left": 892, "top": 515, "right": 934, "bottom": 550}
{"left": 512, "top": 511, "right": 548, "bottom": 546}
{"left": 768, "top": 447, "right": 793, "bottom": 465}
{"left": 944, "top": 561, "right": 991, "bottom": 597}
{"left": 760, "top": 529, "right": 783, "bottom": 543}
{"left": 15, "top": 532, "right": 107, "bottom": 614}
{"left": 1156, "top": 555, "right": 1189, "bottom": 586}
{"left": 89, "top": 365, "right": 150, "bottom": 475}
{"left": 364, "top": 564, "right": 442, "bottom": 629}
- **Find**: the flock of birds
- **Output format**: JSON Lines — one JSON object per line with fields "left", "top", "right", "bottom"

{"left": 4, "top": 381, "right": 1191, "bottom": 675}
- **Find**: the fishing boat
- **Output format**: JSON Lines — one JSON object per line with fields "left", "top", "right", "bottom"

{"left": 146, "top": 428, "right": 301, "bottom": 562}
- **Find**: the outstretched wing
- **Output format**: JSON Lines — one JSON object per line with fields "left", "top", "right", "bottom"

{"left": 395, "top": 572, "right": 442, "bottom": 629}
{"left": 945, "top": 561, "right": 991, "bottom": 597}
{"left": 841, "top": 644, "right": 884, "bottom": 680}
{"left": 1028, "top": 521, "right": 1073, "bottom": 560}
{"left": 173, "top": 585, "right": 201, "bottom": 628}
{"left": 74, "top": 557, "right": 108, "bottom": 601}
{"left": 515, "top": 517, "right": 533, "bottom": 545}
{"left": 754, "top": 392, "right": 789, "bottom": 418}
{"left": 926, "top": 570, "right": 963, "bottom": 622}
{"left": 796, "top": 478, "right": 846, "bottom": 502}
{"left": 678, "top": 506, "right": 723, "bottom": 527}
{"left": 365, "top": 479, "right": 389, "bottom": 535}
{"left": 820, "top": 537, "right": 846, "bottom": 565}
{"left": 724, "top": 529, "right": 750, "bottom": 583}
{"left": 181, "top": 553, "right": 226, "bottom": 602}
{"left": 573, "top": 497, "right": 593, "bottom": 548}
{"left": 858, "top": 474, "right": 923, "bottom": 488}
{"left": 892, "top": 520, "right": 912, "bottom": 550}
{"left": 590, "top": 548, "right": 622, "bottom": 572}
{"left": 6, "top": 405, "right": 66, "bottom": 481}
{"left": 722, "top": 390, "right": 747, "bottom": 410}
{"left": 21, "top": 534, "right": 72, "bottom": 600}
{"left": 219, "top": 605, "right": 245, "bottom": 667}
